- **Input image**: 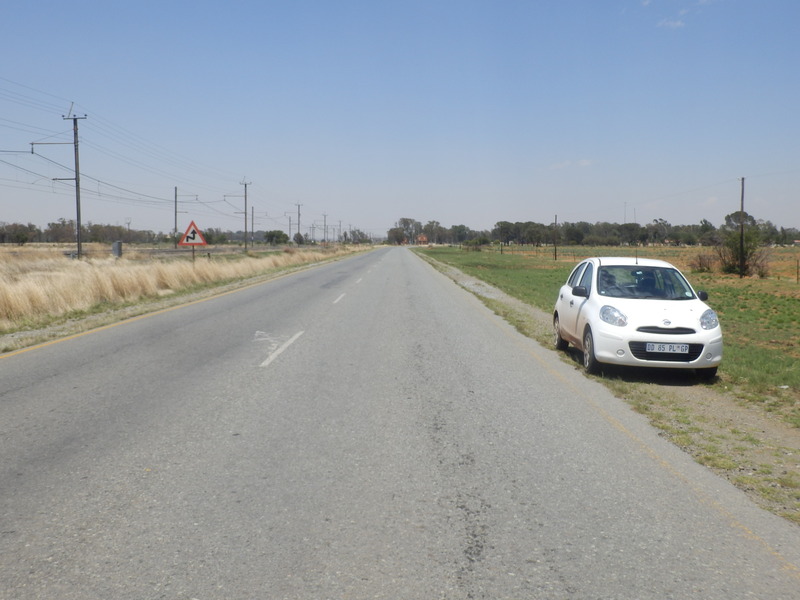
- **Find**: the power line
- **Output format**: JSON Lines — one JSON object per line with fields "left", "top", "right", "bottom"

{"left": 0, "top": 78, "right": 318, "bottom": 232}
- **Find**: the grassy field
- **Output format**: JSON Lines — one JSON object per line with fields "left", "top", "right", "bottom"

{"left": 417, "top": 244, "right": 800, "bottom": 523}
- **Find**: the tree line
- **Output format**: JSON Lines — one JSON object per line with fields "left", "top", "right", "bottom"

{"left": 0, "top": 218, "right": 373, "bottom": 246}
{"left": 387, "top": 215, "right": 799, "bottom": 248}
{"left": 387, "top": 213, "right": 800, "bottom": 277}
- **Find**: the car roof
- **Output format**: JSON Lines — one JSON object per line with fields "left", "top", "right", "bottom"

{"left": 589, "top": 257, "right": 675, "bottom": 268}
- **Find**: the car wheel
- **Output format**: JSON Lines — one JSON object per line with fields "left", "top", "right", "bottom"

{"left": 553, "top": 315, "right": 569, "bottom": 351}
{"left": 696, "top": 366, "right": 718, "bottom": 381}
{"left": 583, "top": 328, "right": 600, "bottom": 374}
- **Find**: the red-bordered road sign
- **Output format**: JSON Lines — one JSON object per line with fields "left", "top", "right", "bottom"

{"left": 178, "top": 221, "right": 207, "bottom": 246}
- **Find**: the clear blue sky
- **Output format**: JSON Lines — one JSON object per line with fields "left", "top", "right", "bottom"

{"left": 1, "top": 0, "right": 798, "bottom": 237}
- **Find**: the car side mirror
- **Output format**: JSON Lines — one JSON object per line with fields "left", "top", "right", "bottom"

{"left": 697, "top": 290, "right": 709, "bottom": 301}
{"left": 572, "top": 286, "right": 589, "bottom": 298}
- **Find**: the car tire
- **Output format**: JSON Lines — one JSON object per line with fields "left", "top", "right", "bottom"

{"left": 696, "top": 366, "right": 718, "bottom": 381}
{"left": 553, "top": 315, "right": 569, "bottom": 351}
{"left": 583, "top": 328, "right": 600, "bottom": 374}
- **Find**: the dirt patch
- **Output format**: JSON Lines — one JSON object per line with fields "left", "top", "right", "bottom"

{"left": 428, "top": 257, "right": 800, "bottom": 525}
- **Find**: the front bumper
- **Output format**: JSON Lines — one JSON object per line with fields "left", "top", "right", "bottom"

{"left": 593, "top": 327, "right": 723, "bottom": 369}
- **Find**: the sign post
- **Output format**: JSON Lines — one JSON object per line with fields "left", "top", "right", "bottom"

{"left": 178, "top": 220, "right": 208, "bottom": 262}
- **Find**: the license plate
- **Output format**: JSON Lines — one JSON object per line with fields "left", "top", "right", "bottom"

{"left": 646, "top": 342, "right": 689, "bottom": 354}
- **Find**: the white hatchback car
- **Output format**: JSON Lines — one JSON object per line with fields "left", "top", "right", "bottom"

{"left": 553, "top": 257, "right": 723, "bottom": 379}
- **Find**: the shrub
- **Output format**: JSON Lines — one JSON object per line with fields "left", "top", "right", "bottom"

{"left": 689, "top": 253, "right": 716, "bottom": 273}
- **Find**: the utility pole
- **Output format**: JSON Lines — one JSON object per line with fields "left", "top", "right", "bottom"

{"left": 295, "top": 203, "right": 302, "bottom": 243}
{"left": 739, "top": 177, "right": 746, "bottom": 278}
{"left": 30, "top": 113, "right": 86, "bottom": 257}
{"left": 67, "top": 115, "right": 85, "bottom": 257}
{"left": 553, "top": 214, "right": 558, "bottom": 261}
{"left": 284, "top": 213, "right": 292, "bottom": 240}
{"left": 173, "top": 188, "right": 193, "bottom": 248}
{"left": 241, "top": 179, "right": 251, "bottom": 251}
{"left": 45, "top": 114, "right": 86, "bottom": 257}
{"left": 322, "top": 213, "right": 328, "bottom": 243}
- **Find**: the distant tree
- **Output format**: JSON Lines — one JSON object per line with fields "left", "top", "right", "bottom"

{"left": 591, "top": 222, "right": 621, "bottom": 246}
{"left": 387, "top": 227, "right": 405, "bottom": 245}
{"left": 397, "top": 218, "right": 422, "bottom": 244}
{"left": 1, "top": 222, "right": 38, "bottom": 245}
{"left": 518, "top": 221, "right": 548, "bottom": 245}
{"left": 450, "top": 224, "right": 471, "bottom": 244}
{"left": 493, "top": 221, "right": 515, "bottom": 245}
{"left": 423, "top": 220, "right": 448, "bottom": 244}
{"left": 86, "top": 222, "right": 129, "bottom": 243}
{"left": 646, "top": 218, "right": 671, "bottom": 245}
{"left": 617, "top": 222, "right": 642, "bottom": 246}
{"left": 264, "top": 230, "right": 289, "bottom": 245}
{"left": 44, "top": 218, "right": 76, "bottom": 243}
{"left": 757, "top": 219, "right": 779, "bottom": 245}
{"left": 777, "top": 227, "right": 800, "bottom": 245}
{"left": 671, "top": 225, "right": 698, "bottom": 246}
{"left": 561, "top": 221, "right": 590, "bottom": 245}
{"left": 698, "top": 219, "right": 718, "bottom": 246}
{"left": 349, "top": 228, "right": 371, "bottom": 244}
{"left": 200, "top": 228, "right": 227, "bottom": 244}
{"left": 293, "top": 232, "right": 305, "bottom": 245}
{"left": 716, "top": 211, "right": 766, "bottom": 276}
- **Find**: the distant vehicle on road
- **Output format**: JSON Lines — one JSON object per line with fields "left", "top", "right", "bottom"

{"left": 553, "top": 257, "right": 722, "bottom": 380}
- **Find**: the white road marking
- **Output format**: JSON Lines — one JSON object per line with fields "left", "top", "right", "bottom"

{"left": 356, "top": 278, "right": 363, "bottom": 284}
{"left": 260, "top": 331, "right": 304, "bottom": 368}
{"left": 333, "top": 293, "right": 346, "bottom": 304}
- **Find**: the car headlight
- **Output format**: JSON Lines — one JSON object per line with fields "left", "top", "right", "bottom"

{"left": 600, "top": 305, "right": 627, "bottom": 327}
{"left": 700, "top": 308, "right": 719, "bottom": 330}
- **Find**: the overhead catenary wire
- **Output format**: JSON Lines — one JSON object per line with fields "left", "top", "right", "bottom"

{"left": 0, "top": 77, "right": 340, "bottom": 234}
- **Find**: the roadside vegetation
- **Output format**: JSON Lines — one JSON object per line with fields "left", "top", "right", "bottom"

{"left": 417, "top": 244, "right": 800, "bottom": 524}
{"left": 0, "top": 243, "right": 366, "bottom": 352}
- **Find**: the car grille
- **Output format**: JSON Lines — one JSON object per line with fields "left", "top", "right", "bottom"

{"left": 629, "top": 342, "right": 704, "bottom": 362}
{"left": 636, "top": 326, "right": 696, "bottom": 335}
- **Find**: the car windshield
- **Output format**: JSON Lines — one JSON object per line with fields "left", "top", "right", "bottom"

{"left": 596, "top": 266, "right": 695, "bottom": 300}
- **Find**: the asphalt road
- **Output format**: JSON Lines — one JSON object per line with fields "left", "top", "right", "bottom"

{"left": 1, "top": 247, "right": 799, "bottom": 599}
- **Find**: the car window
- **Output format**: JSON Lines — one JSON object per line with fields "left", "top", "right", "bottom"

{"left": 660, "top": 268, "right": 695, "bottom": 299}
{"left": 597, "top": 266, "right": 696, "bottom": 299}
{"left": 567, "top": 262, "right": 587, "bottom": 287}
{"left": 578, "top": 263, "right": 593, "bottom": 294}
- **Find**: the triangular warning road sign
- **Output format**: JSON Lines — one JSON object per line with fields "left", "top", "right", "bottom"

{"left": 178, "top": 221, "right": 208, "bottom": 246}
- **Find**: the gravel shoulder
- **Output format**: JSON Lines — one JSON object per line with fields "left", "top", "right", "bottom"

{"left": 425, "top": 256, "right": 800, "bottom": 525}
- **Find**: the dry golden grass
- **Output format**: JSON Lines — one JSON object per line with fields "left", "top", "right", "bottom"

{"left": 0, "top": 245, "right": 362, "bottom": 331}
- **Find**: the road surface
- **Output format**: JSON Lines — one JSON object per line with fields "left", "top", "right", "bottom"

{"left": 1, "top": 247, "right": 799, "bottom": 599}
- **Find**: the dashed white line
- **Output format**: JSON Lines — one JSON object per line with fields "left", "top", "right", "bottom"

{"left": 333, "top": 293, "right": 346, "bottom": 304}
{"left": 260, "top": 331, "right": 304, "bottom": 368}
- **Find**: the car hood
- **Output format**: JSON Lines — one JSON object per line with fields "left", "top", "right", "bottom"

{"left": 603, "top": 298, "right": 713, "bottom": 330}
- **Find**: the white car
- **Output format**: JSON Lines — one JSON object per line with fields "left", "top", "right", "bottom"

{"left": 553, "top": 257, "right": 722, "bottom": 379}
